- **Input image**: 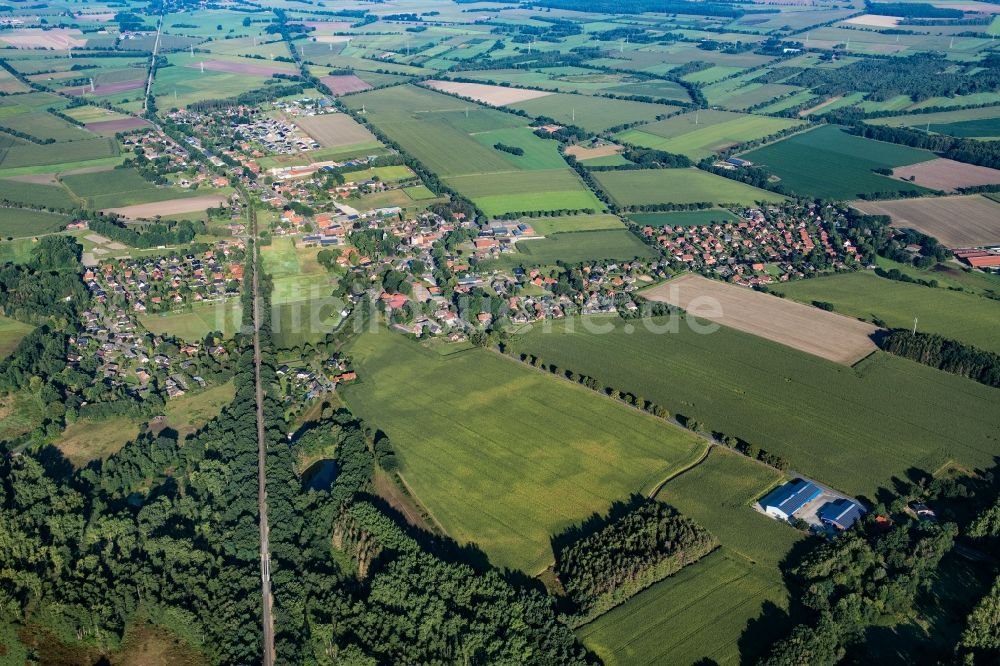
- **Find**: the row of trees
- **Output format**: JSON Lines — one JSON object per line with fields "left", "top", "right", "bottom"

{"left": 878, "top": 329, "right": 1000, "bottom": 388}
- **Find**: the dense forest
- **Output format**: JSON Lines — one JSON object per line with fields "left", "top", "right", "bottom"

{"left": 789, "top": 54, "right": 1000, "bottom": 102}
{"left": 555, "top": 500, "right": 717, "bottom": 622}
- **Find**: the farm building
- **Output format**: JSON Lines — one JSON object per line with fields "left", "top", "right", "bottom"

{"left": 759, "top": 479, "right": 821, "bottom": 521}
{"left": 818, "top": 499, "right": 864, "bottom": 531}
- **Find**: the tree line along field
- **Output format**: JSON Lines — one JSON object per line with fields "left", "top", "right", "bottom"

{"left": 339, "top": 329, "right": 708, "bottom": 574}
{"left": 593, "top": 168, "right": 786, "bottom": 207}
{"left": 616, "top": 110, "right": 804, "bottom": 160}
{"left": 508, "top": 317, "right": 1000, "bottom": 499}
{"left": 740, "top": 125, "right": 935, "bottom": 199}
{"left": 772, "top": 272, "right": 1000, "bottom": 355}
{"left": 580, "top": 448, "right": 804, "bottom": 666}
{"left": 340, "top": 85, "right": 602, "bottom": 216}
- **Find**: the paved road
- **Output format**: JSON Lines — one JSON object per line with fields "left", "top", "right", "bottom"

{"left": 249, "top": 204, "right": 276, "bottom": 665}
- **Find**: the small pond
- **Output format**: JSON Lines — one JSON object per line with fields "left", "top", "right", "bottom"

{"left": 301, "top": 458, "right": 339, "bottom": 492}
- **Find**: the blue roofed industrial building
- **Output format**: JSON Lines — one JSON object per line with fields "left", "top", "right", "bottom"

{"left": 818, "top": 499, "right": 865, "bottom": 531}
{"left": 759, "top": 479, "right": 822, "bottom": 521}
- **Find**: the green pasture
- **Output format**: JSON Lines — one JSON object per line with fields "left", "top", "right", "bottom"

{"left": 509, "top": 93, "right": 676, "bottom": 133}
{"left": 772, "top": 271, "right": 1000, "bottom": 354}
{"left": 444, "top": 170, "right": 604, "bottom": 217}
{"left": 340, "top": 330, "right": 708, "bottom": 573}
{"left": 61, "top": 168, "right": 197, "bottom": 209}
{"left": 740, "top": 125, "right": 935, "bottom": 199}
{"left": 528, "top": 213, "right": 624, "bottom": 235}
{"left": 593, "top": 168, "right": 785, "bottom": 207}
{"left": 0, "top": 179, "right": 77, "bottom": 208}
{"left": 629, "top": 209, "right": 741, "bottom": 227}
{"left": 139, "top": 301, "right": 244, "bottom": 341}
{"left": 509, "top": 316, "right": 1000, "bottom": 498}
{"left": 515, "top": 229, "right": 656, "bottom": 264}
{"left": 615, "top": 110, "right": 804, "bottom": 160}
{"left": 0, "top": 208, "right": 70, "bottom": 238}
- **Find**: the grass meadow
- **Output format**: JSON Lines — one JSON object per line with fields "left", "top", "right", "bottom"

{"left": 629, "top": 209, "right": 741, "bottom": 227}
{"left": 593, "top": 168, "right": 786, "bottom": 207}
{"left": 0, "top": 179, "right": 77, "bottom": 208}
{"left": 341, "top": 85, "right": 601, "bottom": 216}
{"left": 62, "top": 168, "right": 198, "bottom": 208}
{"left": 509, "top": 93, "right": 676, "bottom": 133}
{"left": 741, "top": 125, "right": 934, "bottom": 199}
{"left": 340, "top": 330, "right": 707, "bottom": 573}
{"left": 510, "top": 316, "right": 1000, "bottom": 497}
{"left": 0, "top": 315, "right": 34, "bottom": 359}
{"left": 139, "top": 301, "right": 244, "bottom": 341}
{"left": 0, "top": 208, "right": 70, "bottom": 237}
{"left": 772, "top": 271, "right": 1000, "bottom": 354}
{"left": 616, "top": 110, "right": 803, "bottom": 160}
{"left": 528, "top": 213, "right": 624, "bottom": 235}
{"left": 515, "top": 229, "right": 656, "bottom": 264}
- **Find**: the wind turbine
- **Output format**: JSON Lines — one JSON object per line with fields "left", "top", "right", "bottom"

{"left": 89, "top": 78, "right": 95, "bottom": 93}
{"left": 200, "top": 61, "right": 205, "bottom": 73}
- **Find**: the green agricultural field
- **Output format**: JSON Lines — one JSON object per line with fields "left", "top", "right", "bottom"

{"left": 580, "top": 448, "right": 803, "bottom": 665}
{"left": 0, "top": 315, "right": 34, "bottom": 359}
{"left": 261, "top": 237, "right": 340, "bottom": 347}
{"left": 615, "top": 110, "right": 804, "bottom": 160}
{"left": 340, "top": 165, "right": 415, "bottom": 183}
{"left": 593, "top": 168, "right": 785, "bottom": 207}
{"left": 139, "top": 301, "right": 243, "bottom": 341}
{"left": 403, "top": 185, "right": 436, "bottom": 200}
{"left": 629, "top": 209, "right": 741, "bottom": 227}
{"left": 509, "top": 316, "right": 1000, "bottom": 497}
{"left": 0, "top": 179, "right": 77, "bottom": 208}
{"left": 0, "top": 136, "right": 119, "bottom": 170}
{"left": 0, "top": 208, "right": 70, "bottom": 237}
{"left": 444, "top": 170, "right": 604, "bottom": 217}
{"left": 772, "top": 271, "right": 1000, "bottom": 354}
{"left": 740, "top": 125, "right": 934, "bottom": 199}
{"left": 927, "top": 117, "right": 1000, "bottom": 139}
{"left": 528, "top": 213, "right": 624, "bottom": 235}
{"left": 61, "top": 168, "right": 197, "bottom": 208}
{"left": 340, "top": 330, "right": 708, "bottom": 573}
{"left": 515, "top": 229, "right": 656, "bottom": 264}
{"left": 0, "top": 111, "right": 94, "bottom": 143}
{"left": 508, "top": 93, "right": 676, "bottom": 133}
{"left": 341, "top": 85, "right": 601, "bottom": 215}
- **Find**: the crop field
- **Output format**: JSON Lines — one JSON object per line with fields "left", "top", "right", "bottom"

{"left": 61, "top": 168, "right": 198, "bottom": 208}
{"left": 890, "top": 159, "right": 1000, "bottom": 193}
{"left": 0, "top": 136, "right": 119, "bottom": 170}
{"left": 616, "top": 110, "right": 803, "bottom": 159}
{"left": 773, "top": 271, "right": 1000, "bottom": 354}
{"left": 852, "top": 195, "right": 1000, "bottom": 247}
{"left": 0, "top": 208, "right": 70, "bottom": 237}
{"left": 0, "top": 315, "right": 34, "bottom": 359}
{"left": 580, "top": 447, "right": 803, "bottom": 666}
{"left": 0, "top": 178, "right": 76, "bottom": 208}
{"left": 291, "top": 113, "right": 377, "bottom": 148}
{"left": 528, "top": 213, "right": 624, "bottom": 235}
{"left": 103, "top": 194, "right": 228, "bottom": 220}
{"left": 928, "top": 117, "right": 1000, "bottom": 139}
{"left": 509, "top": 94, "right": 677, "bottom": 133}
{"left": 593, "top": 168, "right": 786, "bottom": 207}
{"left": 629, "top": 209, "right": 741, "bottom": 227}
{"left": 643, "top": 274, "right": 879, "bottom": 365}
{"left": 139, "top": 301, "right": 243, "bottom": 341}
{"left": 444, "top": 170, "right": 604, "bottom": 217}
{"left": 515, "top": 229, "right": 657, "bottom": 264}
{"left": 741, "top": 125, "right": 935, "bottom": 199}
{"left": 341, "top": 165, "right": 415, "bottom": 183}
{"left": 508, "top": 316, "right": 1000, "bottom": 498}
{"left": 340, "top": 330, "right": 707, "bottom": 573}
{"left": 424, "top": 80, "right": 554, "bottom": 105}
{"left": 469, "top": 127, "right": 570, "bottom": 170}
{"left": 578, "top": 550, "right": 792, "bottom": 666}
{"left": 153, "top": 55, "right": 277, "bottom": 109}
{"left": 0, "top": 111, "right": 93, "bottom": 143}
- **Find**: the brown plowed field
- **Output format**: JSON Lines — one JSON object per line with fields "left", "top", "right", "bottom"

{"left": 642, "top": 274, "right": 879, "bottom": 365}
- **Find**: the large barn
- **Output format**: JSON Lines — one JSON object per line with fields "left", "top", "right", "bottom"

{"left": 759, "top": 479, "right": 821, "bottom": 521}
{"left": 818, "top": 499, "right": 865, "bottom": 531}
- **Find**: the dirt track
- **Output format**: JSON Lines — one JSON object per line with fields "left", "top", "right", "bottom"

{"left": 643, "top": 274, "right": 879, "bottom": 365}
